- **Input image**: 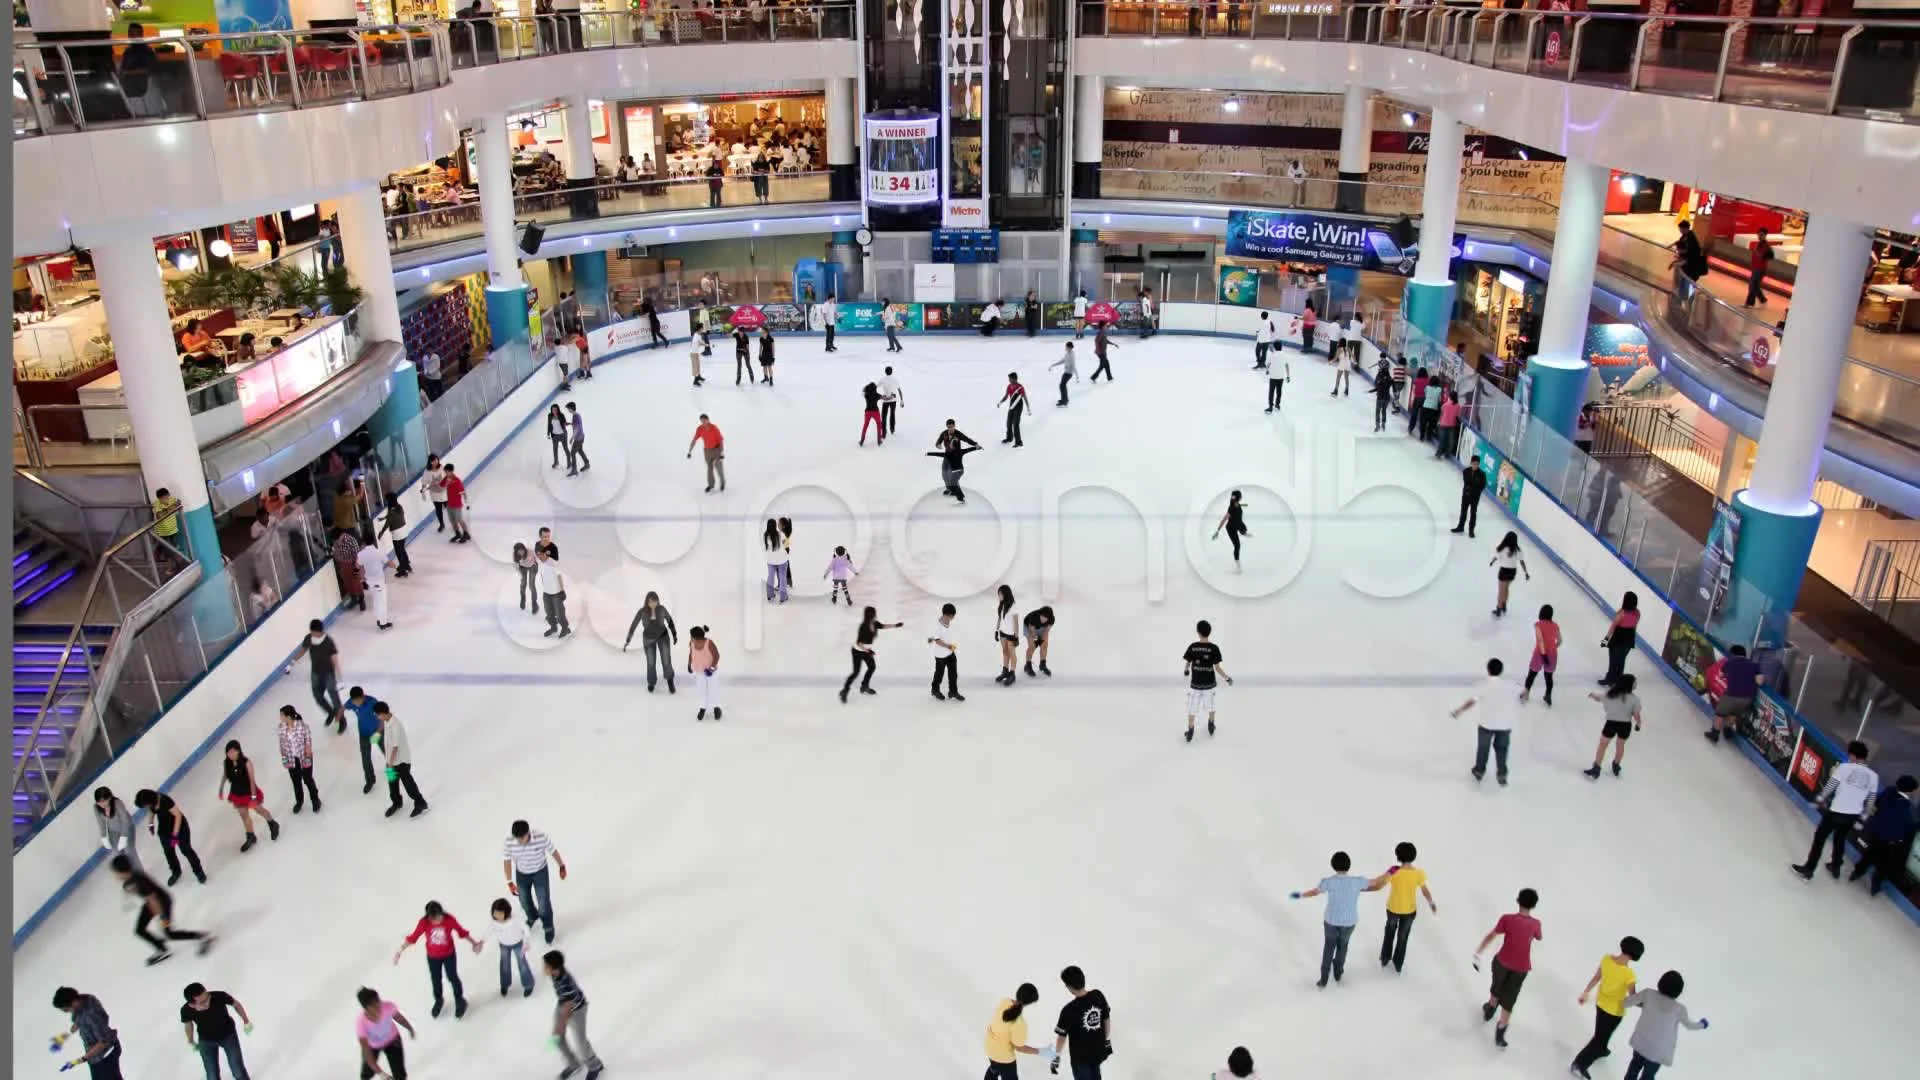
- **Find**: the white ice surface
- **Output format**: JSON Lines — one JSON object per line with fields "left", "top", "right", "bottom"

{"left": 13, "top": 333, "right": 1916, "bottom": 1079}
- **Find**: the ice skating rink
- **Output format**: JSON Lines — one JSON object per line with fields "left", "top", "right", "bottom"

{"left": 13, "top": 333, "right": 1916, "bottom": 1079}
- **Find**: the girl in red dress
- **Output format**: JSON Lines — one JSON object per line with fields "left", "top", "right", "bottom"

{"left": 217, "top": 740, "right": 281, "bottom": 852}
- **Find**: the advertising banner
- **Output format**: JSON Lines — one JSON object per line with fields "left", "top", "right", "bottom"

{"left": 226, "top": 219, "right": 260, "bottom": 255}
{"left": 921, "top": 302, "right": 993, "bottom": 332}
{"left": 1739, "top": 694, "right": 1798, "bottom": 777}
{"left": 1660, "top": 619, "right": 1722, "bottom": 696}
{"left": 586, "top": 316, "right": 658, "bottom": 359}
{"left": 1788, "top": 731, "right": 1836, "bottom": 799}
{"left": 1084, "top": 301, "right": 1120, "bottom": 325}
{"left": 865, "top": 115, "right": 941, "bottom": 207}
{"left": 1583, "top": 323, "right": 1654, "bottom": 387}
{"left": 1472, "top": 437, "right": 1526, "bottom": 518}
{"left": 1225, "top": 209, "right": 1456, "bottom": 277}
{"left": 1701, "top": 500, "right": 1741, "bottom": 613}
{"left": 1218, "top": 265, "right": 1261, "bottom": 307}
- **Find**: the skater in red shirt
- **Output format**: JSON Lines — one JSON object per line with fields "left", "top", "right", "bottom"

{"left": 439, "top": 466, "right": 471, "bottom": 544}
{"left": 393, "top": 901, "right": 479, "bottom": 1019}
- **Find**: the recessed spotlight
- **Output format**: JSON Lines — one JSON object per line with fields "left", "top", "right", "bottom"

{"left": 1401, "top": 111, "right": 1416, "bottom": 127}
{"left": 1223, "top": 95, "right": 1241, "bottom": 114}
{"left": 1517, "top": 149, "right": 1529, "bottom": 160}
{"left": 1621, "top": 178, "right": 1639, "bottom": 195}
{"left": 208, "top": 239, "right": 232, "bottom": 259}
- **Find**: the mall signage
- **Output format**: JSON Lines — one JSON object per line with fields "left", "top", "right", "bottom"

{"left": 1225, "top": 209, "right": 1429, "bottom": 276}
{"left": 864, "top": 115, "right": 941, "bottom": 207}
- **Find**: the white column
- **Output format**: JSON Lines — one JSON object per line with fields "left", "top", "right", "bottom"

{"left": 90, "top": 234, "right": 206, "bottom": 511}
{"left": 826, "top": 77, "right": 855, "bottom": 167}
{"left": 562, "top": 96, "right": 596, "bottom": 182}
{"left": 472, "top": 115, "right": 524, "bottom": 289}
{"left": 1744, "top": 213, "right": 1872, "bottom": 514}
{"left": 1073, "top": 75, "right": 1104, "bottom": 166}
{"left": 24, "top": 0, "right": 108, "bottom": 30}
{"left": 334, "top": 185, "right": 402, "bottom": 344}
{"left": 1533, "top": 159, "right": 1609, "bottom": 364}
{"left": 1412, "top": 108, "right": 1463, "bottom": 285}
{"left": 1337, "top": 85, "right": 1373, "bottom": 175}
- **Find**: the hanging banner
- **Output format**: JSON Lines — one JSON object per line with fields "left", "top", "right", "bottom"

{"left": 864, "top": 115, "right": 941, "bottom": 206}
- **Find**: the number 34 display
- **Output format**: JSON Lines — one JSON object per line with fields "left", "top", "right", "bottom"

{"left": 868, "top": 170, "right": 938, "bottom": 204}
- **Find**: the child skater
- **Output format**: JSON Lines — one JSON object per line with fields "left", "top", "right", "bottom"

{"left": 840, "top": 606, "right": 903, "bottom": 703}
{"left": 1622, "top": 971, "right": 1708, "bottom": 1079}
{"left": 824, "top": 546, "right": 858, "bottom": 604}
{"left": 1585, "top": 675, "right": 1643, "bottom": 779}
{"left": 1289, "top": 851, "right": 1383, "bottom": 988}
{"left": 1489, "top": 531, "right": 1530, "bottom": 617}
{"left": 994, "top": 584, "right": 1020, "bottom": 686}
{"left": 688, "top": 625, "right": 722, "bottom": 722}
{"left": 1521, "top": 604, "right": 1559, "bottom": 705}
{"left": 1472, "top": 887, "right": 1543, "bottom": 1051}
{"left": 1570, "top": 935, "right": 1645, "bottom": 1078}
{"left": 490, "top": 898, "right": 536, "bottom": 999}
{"left": 216, "top": 740, "right": 280, "bottom": 852}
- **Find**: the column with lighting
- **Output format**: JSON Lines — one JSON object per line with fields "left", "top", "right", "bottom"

{"left": 1072, "top": 75, "right": 1103, "bottom": 199}
{"left": 334, "top": 185, "right": 404, "bottom": 343}
{"left": 563, "top": 96, "right": 600, "bottom": 221}
{"left": 1336, "top": 86, "right": 1373, "bottom": 214}
{"left": 89, "top": 233, "right": 222, "bottom": 574}
{"left": 473, "top": 114, "right": 531, "bottom": 351}
{"left": 1402, "top": 107, "right": 1463, "bottom": 345}
{"left": 1725, "top": 213, "right": 1871, "bottom": 642}
{"left": 826, "top": 78, "right": 858, "bottom": 202}
{"left": 1070, "top": 228, "right": 1102, "bottom": 298}
{"left": 1525, "top": 158, "right": 1609, "bottom": 438}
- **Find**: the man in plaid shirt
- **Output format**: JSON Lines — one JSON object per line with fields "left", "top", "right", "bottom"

{"left": 277, "top": 706, "right": 321, "bottom": 814}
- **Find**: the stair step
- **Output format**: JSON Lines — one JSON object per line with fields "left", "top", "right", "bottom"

{"left": 12, "top": 546, "right": 68, "bottom": 591}
{"left": 14, "top": 565, "right": 81, "bottom": 614}
{"left": 13, "top": 534, "right": 48, "bottom": 570}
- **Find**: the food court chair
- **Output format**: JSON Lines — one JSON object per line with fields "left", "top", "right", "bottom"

{"left": 217, "top": 52, "right": 267, "bottom": 107}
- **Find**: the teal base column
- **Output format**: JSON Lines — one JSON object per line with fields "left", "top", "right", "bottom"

{"left": 367, "top": 360, "right": 427, "bottom": 483}
{"left": 182, "top": 503, "right": 241, "bottom": 644}
{"left": 485, "top": 285, "right": 531, "bottom": 352}
{"left": 180, "top": 503, "right": 221, "bottom": 576}
{"left": 1725, "top": 490, "right": 1823, "bottom": 648}
{"left": 1526, "top": 356, "right": 1591, "bottom": 439}
{"left": 1402, "top": 279, "right": 1455, "bottom": 346}
{"left": 572, "top": 251, "right": 608, "bottom": 328}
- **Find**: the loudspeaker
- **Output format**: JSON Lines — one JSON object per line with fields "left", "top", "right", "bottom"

{"left": 1388, "top": 215, "right": 1417, "bottom": 250}
{"left": 518, "top": 222, "right": 544, "bottom": 256}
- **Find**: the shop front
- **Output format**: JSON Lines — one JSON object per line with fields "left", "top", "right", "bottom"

{"left": 1461, "top": 264, "right": 1545, "bottom": 365}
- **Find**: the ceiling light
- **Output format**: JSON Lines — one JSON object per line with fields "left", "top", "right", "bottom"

{"left": 1621, "top": 177, "right": 1639, "bottom": 195}
{"left": 1517, "top": 149, "right": 1529, "bottom": 161}
{"left": 1401, "top": 111, "right": 1416, "bottom": 127}
{"left": 1223, "top": 96, "right": 1241, "bottom": 114}
{"left": 208, "top": 239, "right": 232, "bottom": 259}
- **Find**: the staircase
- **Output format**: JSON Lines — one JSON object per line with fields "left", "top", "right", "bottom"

{"left": 11, "top": 624, "right": 113, "bottom": 846}
{"left": 14, "top": 527, "right": 81, "bottom": 615}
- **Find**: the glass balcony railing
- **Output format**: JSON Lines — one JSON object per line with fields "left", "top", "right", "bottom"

{"left": 386, "top": 170, "right": 837, "bottom": 254}
{"left": 1091, "top": 167, "right": 1920, "bottom": 455}
{"left": 1076, "top": 2, "right": 1920, "bottom": 123}
{"left": 12, "top": 4, "right": 857, "bottom": 136}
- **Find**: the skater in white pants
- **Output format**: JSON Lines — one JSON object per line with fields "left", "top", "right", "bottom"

{"left": 355, "top": 541, "right": 397, "bottom": 630}
{"left": 687, "top": 625, "right": 722, "bottom": 721}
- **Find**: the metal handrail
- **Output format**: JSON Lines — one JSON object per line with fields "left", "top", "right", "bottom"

{"left": 11, "top": 515, "right": 179, "bottom": 803}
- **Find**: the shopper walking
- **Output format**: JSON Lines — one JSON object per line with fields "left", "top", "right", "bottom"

{"left": 536, "top": 547, "right": 570, "bottom": 638}
{"left": 1472, "top": 887, "right": 1543, "bottom": 1050}
{"left": 1621, "top": 972, "right": 1709, "bottom": 1079}
{"left": 545, "top": 405, "right": 567, "bottom": 469}
{"left": 1584, "top": 676, "right": 1644, "bottom": 779}
{"left": 52, "top": 986, "right": 125, "bottom": 1080}
{"left": 394, "top": 901, "right": 475, "bottom": 1019}
{"left": 999, "top": 371, "right": 1029, "bottom": 447}
{"left": 840, "top": 606, "right": 902, "bottom": 703}
{"left": 1599, "top": 591, "right": 1642, "bottom": 685}
{"left": 622, "top": 591, "right": 679, "bottom": 693}
{"left": 545, "top": 951, "right": 605, "bottom": 1080}
{"left": 687, "top": 414, "right": 726, "bottom": 493}
{"left": 1368, "top": 841, "right": 1436, "bottom": 973}
{"left": 503, "top": 820, "right": 568, "bottom": 945}
{"left": 1520, "top": 604, "right": 1560, "bottom": 706}
{"left": 1050, "top": 966, "right": 1112, "bottom": 1079}
{"left": 1182, "top": 619, "right": 1233, "bottom": 742}
{"left": 133, "top": 788, "right": 206, "bottom": 886}
{"left": 353, "top": 988, "right": 416, "bottom": 1080}
{"left": 1453, "top": 658, "right": 1518, "bottom": 786}
{"left": 878, "top": 365, "right": 904, "bottom": 433}
{"left": 181, "top": 982, "right": 254, "bottom": 1080}
{"left": 93, "top": 786, "right": 143, "bottom": 875}
{"left": 1289, "top": 851, "right": 1381, "bottom": 988}
{"left": 931, "top": 420, "right": 981, "bottom": 503}
{"left": 1452, "top": 454, "right": 1488, "bottom": 538}
{"left": 1791, "top": 739, "right": 1880, "bottom": 880}
{"left": 1089, "top": 322, "right": 1116, "bottom": 381}
{"left": 928, "top": 603, "right": 963, "bottom": 701}
{"left": 1050, "top": 343, "right": 1079, "bottom": 406}
{"left": 111, "top": 855, "right": 212, "bottom": 964}
{"left": 441, "top": 464, "right": 472, "bottom": 543}
{"left": 1570, "top": 936, "right": 1645, "bottom": 1078}
{"left": 376, "top": 702, "right": 429, "bottom": 818}
{"left": 1744, "top": 229, "right": 1773, "bottom": 307}
{"left": 1488, "top": 531, "right": 1529, "bottom": 616}
{"left": 276, "top": 706, "right": 321, "bottom": 814}
{"left": 688, "top": 625, "right": 723, "bottom": 721}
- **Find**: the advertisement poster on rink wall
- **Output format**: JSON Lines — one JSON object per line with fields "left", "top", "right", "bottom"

{"left": 1788, "top": 729, "right": 1836, "bottom": 800}
{"left": 1739, "top": 694, "right": 1799, "bottom": 778}
{"left": 1660, "top": 620, "right": 1721, "bottom": 695}
{"left": 1468, "top": 436, "right": 1526, "bottom": 519}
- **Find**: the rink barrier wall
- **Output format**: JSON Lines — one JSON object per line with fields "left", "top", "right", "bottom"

{"left": 19, "top": 302, "right": 1916, "bottom": 941}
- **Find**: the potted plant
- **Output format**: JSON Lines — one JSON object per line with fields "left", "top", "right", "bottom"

{"left": 167, "top": 266, "right": 227, "bottom": 313}
{"left": 219, "top": 266, "right": 270, "bottom": 317}
{"left": 320, "top": 265, "right": 363, "bottom": 317}
{"left": 267, "top": 264, "right": 321, "bottom": 328}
